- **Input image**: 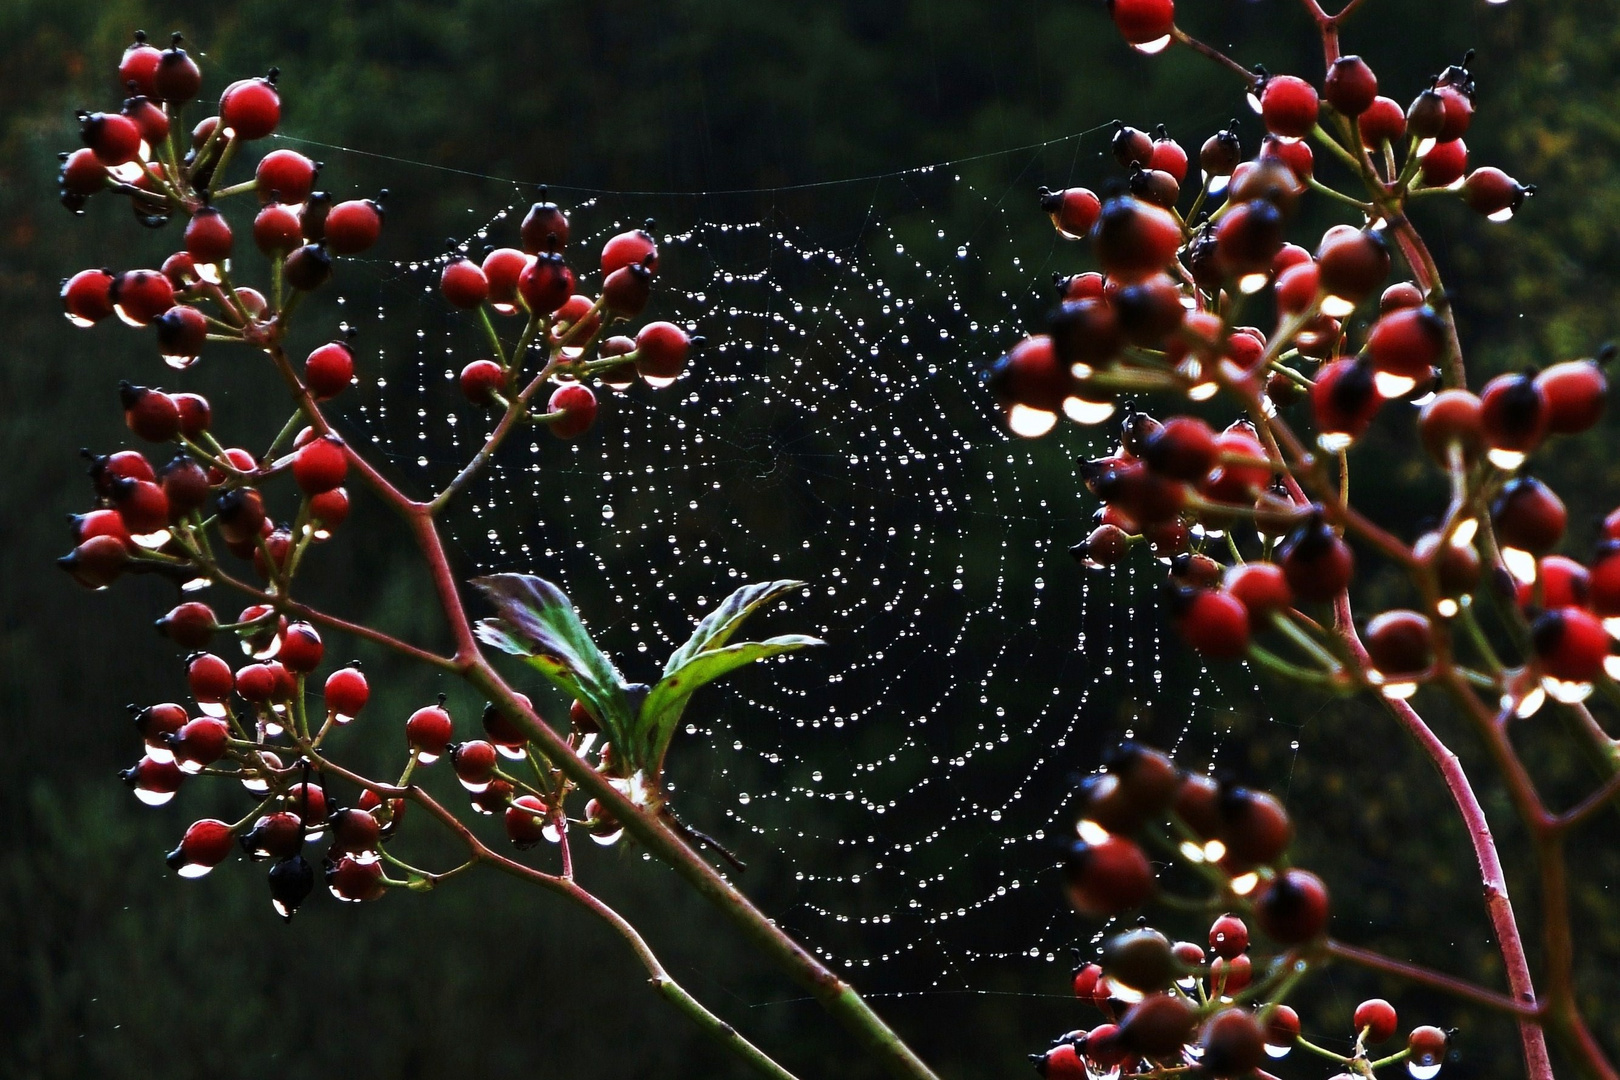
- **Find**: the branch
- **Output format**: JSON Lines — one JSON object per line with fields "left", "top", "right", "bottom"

{"left": 1321, "top": 939, "right": 1539, "bottom": 1018}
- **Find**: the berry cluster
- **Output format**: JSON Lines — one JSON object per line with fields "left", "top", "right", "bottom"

{"left": 56, "top": 33, "right": 703, "bottom": 916}
{"left": 1040, "top": 742, "right": 1447, "bottom": 1080}
{"left": 1008, "top": 5, "right": 1620, "bottom": 1079}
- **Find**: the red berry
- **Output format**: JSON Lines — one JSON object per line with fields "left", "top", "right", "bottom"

{"left": 1315, "top": 226, "right": 1389, "bottom": 314}
{"left": 1217, "top": 787, "right": 1292, "bottom": 868}
{"left": 1277, "top": 515, "right": 1353, "bottom": 603}
{"left": 254, "top": 203, "right": 303, "bottom": 256}
{"left": 1381, "top": 282, "right": 1426, "bottom": 313}
{"left": 1536, "top": 358, "right": 1607, "bottom": 435}
{"left": 242, "top": 812, "right": 303, "bottom": 860}
{"left": 601, "top": 227, "right": 658, "bottom": 277}
{"left": 112, "top": 477, "right": 170, "bottom": 536}
{"left": 1265, "top": 1006, "right": 1302, "bottom": 1049}
{"left": 599, "top": 336, "right": 641, "bottom": 390}
{"left": 440, "top": 256, "right": 490, "bottom": 308}
{"left": 187, "top": 653, "right": 235, "bottom": 706}
{"left": 553, "top": 294, "right": 603, "bottom": 351}
{"left": 60, "top": 147, "right": 108, "bottom": 203}
{"left": 284, "top": 239, "right": 331, "bottom": 289}
{"left": 1273, "top": 261, "right": 1319, "bottom": 316}
{"left": 1462, "top": 167, "right": 1533, "bottom": 221}
{"left": 1324, "top": 55, "right": 1378, "bottom": 116}
{"left": 1149, "top": 133, "right": 1188, "bottom": 184}
{"left": 518, "top": 252, "right": 573, "bottom": 314}
{"left": 1533, "top": 607, "right": 1610, "bottom": 683}
{"left": 1215, "top": 200, "right": 1286, "bottom": 283}
{"left": 1418, "top": 389, "right": 1484, "bottom": 465}
{"left": 987, "top": 335, "right": 1070, "bottom": 414}
{"left": 1369, "top": 305, "right": 1447, "bottom": 386}
{"left": 1118, "top": 994, "right": 1196, "bottom": 1057}
{"left": 153, "top": 39, "right": 202, "bottom": 104}
{"left": 1480, "top": 371, "right": 1548, "bottom": 465}
{"left": 62, "top": 269, "right": 116, "bottom": 326}
{"left": 254, "top": 148, "right": 317, "bottom": 204}
{"left": 1208, "top": 913, "right": 1248, "bottom": 959}
{"left": 327, "top": 854, "right": 386, "bottom": 902}
{"left": 158, "top": 601, "right": 217, "bottom": 648}
{"left": 233, "top": 662, "right": 280, "bottom": 703}
{"left": 1408, "top": 1026, "right": 1449, "bottom": 1070}
{"left": 120, "top": 383, "right": 180, "bottom": 442}
{"left": 329, "top": 807, "right": 382, "bottom": 855}
{"left": 602, "top": 263, "right": 652, "bottom": 318}
{"left": 1259, "top": 133, "right": 1313, "bottom": 182}
{"left": 120, "top": 33, "right": 163, "bottom": 97}
{"left": 184, "top": 206, "right": 234, "bottom": 264}
{"left": 134, "top": 702, "right": 188, "bottom": 756}
{"left": 547, "top": 384, "right": 598, "bottom": 439}
{"left": 1048, "top": 298, "right": 1124, "bottom": 369}
{"left": 407, "top": 699, "right": 454, "bottom": 761}
{"left": 1255, "top": 868, "right": 1330, "bottom": 943}
{"left": 284, "top": 782, "right": 328, "bottom": 826}
{"left": 324, "top": 199, "right": 384, "bottom": 255}
{"left": 167, "top": 819, "right": 235, "bottom": 876}
{"left": 1435, "top": 84, "right": 1474, "bottom": 143}
{"left": 1310, "top": 357, "right": 1382, "bottom": 449}
{"left": 483, "top": 695, "right": 534, "bottom": 756}
{"left": 292, "top": 435, "right": 348, "bottom": 494}
{"left": 506, "top": 794, "right": 551, "bottom": 848}
{"left": 1224, "top": 563, "right": 1292, "bottom": 618}
{"left": 305, "top": 340, "right": 355, "bottom": 400}
{"left": 452, "top": 740, "right": 499, "bottom": 790}
{"left": 278, "top": 622, "right": 324, "bottom": 673}
{"left": 324, "top": 666, "right": 369, "bottom": 721}
{"left": 460, "top": 359, "right": 505, "bottom": 405}
{"left": 635, "top": 321, "right": 693, "bottom": 386}
{"left": 1359, "top": 96, "right": 1407, "bottom": 149}
{"left": 220, "top": 76, "right": 281, "bottom": 140}
{"left": 1040, "top": 187, "right": 1102, "bottom": 240}
{"left": 1490, "top": 481, "right": 1563, "bottom": 553}
{"left": 1092, "top": 195, "right": 1182, "bottom": 282}
{"left": 123, "top": 755, "right": 185, "bottom": 805}
{"left": 112, "top": 270, "right": 175, "bottom": 326}
{"left": 1365, "top": 610, "right": 1434, "bottom": 685}
{"left": 70, "top": 507, "right": 132, "bottom": 548}
{"left": 1261, "top": 76, "right": 1319, "bottom": 140}
{"left": 1064, "top": 836, "right": 1155, "bottom": 916}
{"left": 155, "top": 306, "right": 209, "bottom": 364}
{"left": 1142, "top": 417, "right": 1217, "bottom": 482}
{"left": 482, "top": 247, "right": 531, "bottom": 314}
{"left": 1523, "top": 555, "right": 1591, "bottom": 611}
{"left": 1200, "top": 127, "right": 1243, "bottom": 179}
{"left": 162, "top": 251, "right": 199, "bottom": 291}
{"left": 81, "top": 111, "right": 143, "bottom": 166}
{"left": 173, "top": 717, "right": 230, "bottom": 773}
{"left": 1354, "top": 998, "right": 1399, "bottom": 1044}
{"left": 521, "top": 198, "right": 570, "bottom": 253}
{"left": 215, "top": 487, "right": 268, "bottom": 545}
{"left": 1200, "top": 1008, "right": 1265, "bottom": 1078}
{"left": 1420, "top": 138, "right": 1468, "bottom": 188}
{"left": 1108, "top": 0, "right": 1175, "bottom": 47}
{"left": 121, "top": 95, "right": 169, "bottom": 145}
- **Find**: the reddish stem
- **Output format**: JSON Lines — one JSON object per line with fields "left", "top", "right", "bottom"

{"left": 1322, "top": 939, "right": 1540, "bottom": 1018}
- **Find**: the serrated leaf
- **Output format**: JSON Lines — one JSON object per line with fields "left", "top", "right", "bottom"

{"left": 663, "top": 580, "right": 809, "bottom": 677}
{"left": 472, "top": 574, "right": 632, "bottom": 745}
{"left": 641, "top": 634, "right": 823, "bottom": 773}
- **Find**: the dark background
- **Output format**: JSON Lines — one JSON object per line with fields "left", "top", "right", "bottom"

{"left": 5, "top": 1, "right": 1620, "bottom": 1078}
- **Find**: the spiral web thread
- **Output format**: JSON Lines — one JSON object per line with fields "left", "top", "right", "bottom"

{"left": 312, "top": 130, "right": 1289, "bottom": 993}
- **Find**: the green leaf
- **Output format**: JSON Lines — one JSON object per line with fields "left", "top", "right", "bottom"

{"left": 641, "top": 634, "right": 823, "bottom": 772}
{"left": 471, "top": 574, "right": 632, "bottom": 745}
{"left": 663, "top": 580, "right": 810, "bottom": 677}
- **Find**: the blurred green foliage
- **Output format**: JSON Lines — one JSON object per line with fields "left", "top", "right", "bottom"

{"left": 5, "top": 1, "right": 1620, "bottom": 1077}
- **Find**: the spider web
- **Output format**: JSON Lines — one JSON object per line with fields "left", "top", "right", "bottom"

{"left": 304, "top": 127, "right": 1287, "bottom": 992}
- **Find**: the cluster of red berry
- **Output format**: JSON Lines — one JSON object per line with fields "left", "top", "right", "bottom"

{"left": 1041, "top": 742, "right": 1446, "bottom": 1079}
{"left": 56, "top": 31, "right": 698, "bottom": 917}
{"left": 987, "top": 4, "right": 1616, "bottom": 715}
